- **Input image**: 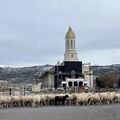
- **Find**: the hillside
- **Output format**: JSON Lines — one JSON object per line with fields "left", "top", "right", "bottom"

{"left": 0, "top": 65, "right": 53, "bottom": 83}
{"left": 0, "top": 64, "right": 120, "bottom": 83}
{"left": 91, "top": 64, "right": 120, "bottom": 78}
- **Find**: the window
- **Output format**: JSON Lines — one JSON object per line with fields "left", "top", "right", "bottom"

{"left": 79, "top": 81, "right": 83, "bottom": 87}
{"left": 71, "top": 40, "right": 73, "bottom": 49}
{"left": 71, "top": 70, "right": 76, "bottom": 78}
{"left": 74, "top": 40, "right": 75, "bottom": 49}
{"left": 68, "top": 81, "right": 73, "bottom": 87}
{"left": 67, "top": 40, "right": 69, "bottom": 49}
{"left": 74, "top": 81, "right": 78, "bottom": 86}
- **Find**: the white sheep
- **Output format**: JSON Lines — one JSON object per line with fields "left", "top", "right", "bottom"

{"left": 115, "top": 93, "right": 120, "bottom": 103}
{"left": 0, "top": 96, "right": 8, "bottom": 108}
{"left": 76, "top": 93, "right": 90, "bottom": 105}
{"left": 66, "top": 93, "right": 77, "bottom": 105}
{"left": 87, "top": 93, "right": 101, "bottom": 105}
{"left": 32, "top": 95, "right": 42, "bottom": 107}
{"left": 47, "top": 94, "right": 56, "bottom": 105}
{"left": 0, "top": 92, "right": 120, "bottom": 108}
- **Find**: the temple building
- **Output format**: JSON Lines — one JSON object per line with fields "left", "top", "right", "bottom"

{"left": 40, "top": 27, "right": 93, "bottom": 90}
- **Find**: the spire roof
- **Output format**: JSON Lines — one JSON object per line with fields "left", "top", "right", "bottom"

{"left": 65, "top": 26, "right": 75, "bottom": 39}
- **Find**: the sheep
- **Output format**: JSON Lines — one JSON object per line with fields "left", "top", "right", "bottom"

{"left": 22, "top": 96, "right": 33, "bottom": 107}
{"left": 54, "top": 94, "right": 69, "bottom": 106}
{"left": 106, "top": 92, "right": 116, "bottom": 104}
{"left": 76, "top": 93, "right": 91, "bottom": 106}
{"left": 66, "top": 93, "right": 77, "bottom": 105}
{"left": 0, "top": 92, "right": 120, "bottom": 108}
{"left": 99, "top": 92, "right": 114, "bottom": 104}
{"left": 115, "top": 93, "right": 120, "bottom": 103}
{"left": 47, "top": 94, "right": 56, "bottom": 105}
{"left": 87, "top": 93, "right": 101, "bottom": 105}
{"left": 0, "top": 96, "right": 7, "bottom": 108}
{"left": 40, "top": 94, "right": 49, "bottom": 105}
{"left": 32, "top": 95, "right": 42, "bottom": 107}
{"left": 11, "top": 96, "right": 22, "bottom": 107}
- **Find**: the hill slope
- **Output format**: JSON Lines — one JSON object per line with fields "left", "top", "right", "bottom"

{"left": 0, "top": 65, "right": 53, "bottom": 83}
{"left": 0, "top": 64, "right": 120, "bottom": 83}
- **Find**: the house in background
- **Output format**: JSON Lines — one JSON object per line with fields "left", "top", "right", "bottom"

{"left": 0, "top": 80, "right": 9, "bottom": 92}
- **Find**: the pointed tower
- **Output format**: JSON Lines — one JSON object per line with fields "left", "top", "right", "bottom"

{"left": 64, "top": 26, "right": 79, "bottom": 61}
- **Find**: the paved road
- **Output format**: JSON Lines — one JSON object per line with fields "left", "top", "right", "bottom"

{"left": 0, "top": 104, "right": 120, "bottom": 120}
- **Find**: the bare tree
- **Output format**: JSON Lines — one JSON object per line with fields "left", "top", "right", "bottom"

{"left": 96, "top": 72, "right": 117, "bottom": 89}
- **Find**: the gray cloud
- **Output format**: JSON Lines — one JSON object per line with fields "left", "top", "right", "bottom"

{"left": 0, "top": 0, "right": 120, "bottom": 66}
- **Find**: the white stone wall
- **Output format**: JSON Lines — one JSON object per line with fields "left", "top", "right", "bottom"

{"left": 82, "top": 63, "right": 94, "bottom": 88}
{"left": 47, "top": 73, "right": 54, "bottom": 89}
{"left": 32, "top": 84, "right": 41, "bottom": 92}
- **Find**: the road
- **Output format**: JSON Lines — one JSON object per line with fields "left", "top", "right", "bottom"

{"left": 0, "top": 104, "right": 120, "bottom": 120}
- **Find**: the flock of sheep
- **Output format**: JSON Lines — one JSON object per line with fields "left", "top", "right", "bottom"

{"left": 0, "top": 92, "right": 120, "bottom": 108}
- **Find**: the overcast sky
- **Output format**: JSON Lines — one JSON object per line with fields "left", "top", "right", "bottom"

{"left": 0, "top": 0, "right": 120, "bottom": 67}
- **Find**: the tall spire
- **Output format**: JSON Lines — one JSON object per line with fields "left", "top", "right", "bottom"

{"left": 64, "top": 26, "right": 79, "bottom": 61}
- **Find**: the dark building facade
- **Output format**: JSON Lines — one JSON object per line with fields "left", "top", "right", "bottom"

{"left": 54, "top": 61, "right": 83, "bottom": 89}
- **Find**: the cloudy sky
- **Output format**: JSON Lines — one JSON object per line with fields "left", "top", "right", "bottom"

{"left": 0, "top": 0, "right": 120, "bottom": 67}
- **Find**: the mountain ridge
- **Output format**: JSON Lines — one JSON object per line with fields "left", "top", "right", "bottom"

{"left": 0, "top": 64, "right": 120, "bottom": 83}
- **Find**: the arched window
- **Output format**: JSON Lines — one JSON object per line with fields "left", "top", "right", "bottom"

{"left": 79, "top": 81, "right": 83, "bottom": 87}
{"left": 71, "top": 70, "right": 76, "bottom": 78}
{"left": 74, "top": 81, "right": 78, "bottom": 86}
{"left": 68, "top": 81, "right": 73, "bottom": 87}
{"left": 67, "top": 40, "right": 69, "bottom": 49}
{"left": 71, "top": 40, "right": 73, "bottom": 49}
{"left": 73, "top": 40, "right": 75, "bottom": 49}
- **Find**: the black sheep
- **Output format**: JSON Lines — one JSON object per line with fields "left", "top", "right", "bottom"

{"left": 55, "top": 95, "right": 69, "bottom": 106}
